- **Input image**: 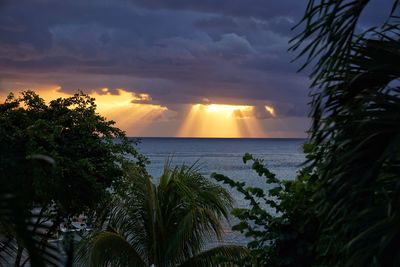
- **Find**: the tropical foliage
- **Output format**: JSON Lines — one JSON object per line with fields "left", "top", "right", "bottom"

{"left": 291, "top": 0, "right": 400, "bottom": 265}
{"left": 2, "top": 0, "right": 400, "bottom": 266}
{"left": 212, "top": 152, "right": 318, "bottom": 266}
{"left": 0, "top": 91, "right": 145, "bottom": 266}
{"left": 76, "top": 163, "right": 249, "bottom": 267}
{"left": 213, "top": 0, "right": 400, "bottom": 266}
{"left": 0, "top": 186, "right": 61, "bottom": 266}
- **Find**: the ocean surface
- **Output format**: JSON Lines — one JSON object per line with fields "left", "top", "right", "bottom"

{"left": 136, "top": 137, "right": 306, "bottom": 245}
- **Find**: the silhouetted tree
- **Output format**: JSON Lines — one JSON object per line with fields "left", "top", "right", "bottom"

{"left": 77, "top": 164, "right": 249, "bottom": 267}
{"left": 291, "top": 0, "right": 400, "bottom": 265}
{"left": 0, "top": 91, "right": 146, "bottom": 266}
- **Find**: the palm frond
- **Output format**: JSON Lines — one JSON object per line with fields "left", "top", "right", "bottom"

{"left": 79, "top": 163, "right": 242, "bottom": 267}
{"left": 292, "top": 1, "right": 400, "bottom": 264}
{"left": 77, "top": 231, "right": 146, "bottom": 267}
{"left": 158, "top": 165, "right": 234, "bottom": 263}
{"left": 290, "top": 0, "right": 391, "bottom": 83}
{"left": 0, "top": 193, "right": 61, "bottom": 267}
{"left": 179, "top": 245, "right": 250, "bottom": 267}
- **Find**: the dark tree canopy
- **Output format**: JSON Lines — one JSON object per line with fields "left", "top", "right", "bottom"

{"left": 0, "top": 91, "right": 146, "bottom": 216}
{"left": 214, "top": 1, "right": 400, "bottom": 266}
{"left": 291, "top": 0, "right": 400, "bottom": 265}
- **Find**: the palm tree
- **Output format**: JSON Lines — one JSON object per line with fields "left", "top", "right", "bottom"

{"left": 291, "top": 0, "right": 400, "bottom": 265}
{"left": 76, "top": 164, "right": 248, "bottom": 267}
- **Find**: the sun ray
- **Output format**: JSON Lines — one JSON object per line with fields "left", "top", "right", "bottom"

{"left": 1, "top": 87, "right": 169, "bottom": 136}
{"left": 1, "top": 87, "right": 274, "bottom": 137}
{"left": 178, "top": 103, "right": 267, "bottom": 137}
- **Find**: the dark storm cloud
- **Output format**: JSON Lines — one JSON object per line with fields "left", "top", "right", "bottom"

{"left": 0, "top": 0, "right": 389, "bottom": 119}
{"left": 129, "top": 0, "right": 304, "bottom": 20}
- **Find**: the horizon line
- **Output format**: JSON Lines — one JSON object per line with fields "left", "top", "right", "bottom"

{"left": 129, "top": 136, "right": 307, "bottom": 139}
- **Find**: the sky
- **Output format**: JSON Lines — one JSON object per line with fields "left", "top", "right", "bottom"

{"left": 0, "top": 0, "right": 392, "bottom": 137}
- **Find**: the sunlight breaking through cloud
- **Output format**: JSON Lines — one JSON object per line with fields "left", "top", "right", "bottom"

{"left": 1, "top": 87, "right": 284, "bottom": 137}
{"left": 0, "top": 87, "right": 171, "bottom": 136}
{"left": 178, "top": 103, "right": 267, "bottom": 138}
{"left": 265, "top": 105, "right": 276, "bottom": 117}
{"left": 204, "top": 104, "right": 253, "bottom": 118}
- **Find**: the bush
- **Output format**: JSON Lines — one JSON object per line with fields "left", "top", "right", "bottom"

{"left": 212, "top": 151, "right": 319, "bottom": 266}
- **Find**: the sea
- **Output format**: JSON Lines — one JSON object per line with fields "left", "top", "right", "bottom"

{"left": 136, "top": 137, "right": 306, "bottom": 246}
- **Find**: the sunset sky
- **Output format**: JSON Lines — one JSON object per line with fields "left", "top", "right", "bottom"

{"left": 0, "top": 0, "right": 390, "bottom": 137}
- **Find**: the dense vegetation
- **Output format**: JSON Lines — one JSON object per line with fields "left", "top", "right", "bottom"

{"left": 0, "top": 91, "right": 146, "bottom": 266}
{"left": 1, "top": 0, "right": 399, "bottom": 266}
{"left": 292, "top": 0, "right": 400, "bottom": 265}
{"left": 212, "top": 152, "right": 317, "bottom": 266}
{"left": 212, "top": 0, "right": 400, "bottom": 266}
{"left": 76, "top": 164, "right": 248, "bottom": 267}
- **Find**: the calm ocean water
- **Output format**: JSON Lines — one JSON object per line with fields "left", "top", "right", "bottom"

{"left": 136, "top": 137, "right": 306, "bottom": 245}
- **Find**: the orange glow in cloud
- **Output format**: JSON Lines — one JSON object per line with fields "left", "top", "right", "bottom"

{"left": 1, "top": 86, "right": 276, "bottom": 137}
{"left": 0, "top": 86, "right": 169, "bottom": 136}
{"left": 204, "top": 104, "right": 252, "bottom": 116}
{"left": 93, "top": 89, "right": 169, "bottom": 135}
{"left": 178, "top": 103, "right": 266, "bottom": 138}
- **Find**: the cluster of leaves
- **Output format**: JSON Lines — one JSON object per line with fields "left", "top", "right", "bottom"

{"left": 0, "top": 91, "right": 146, "bottom": 266}
{"left": 212, "top": 152, "right": 318, "bottom": 266}
{"left": 0, "top": 91, "right": 146, "bottom": 216}
{"left": 0, "top": 189, "right": 62, "bottom": 267}
{"left": 290, "top": 0, "right": 400, "bottom": 265}
{"left": 76, "top": 163, "right": 249, "bottom": 267}
{"left": 218, "top": 1, "right": 400, "bottom": 266}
